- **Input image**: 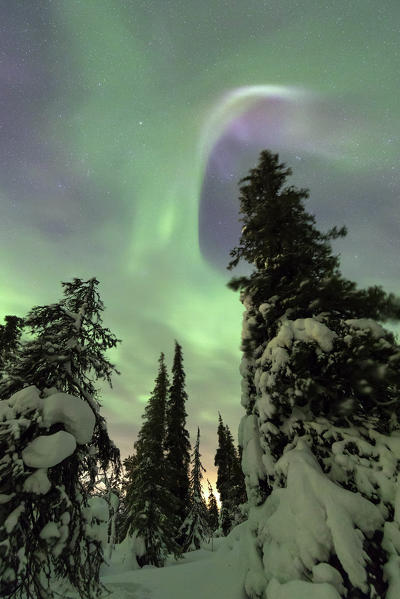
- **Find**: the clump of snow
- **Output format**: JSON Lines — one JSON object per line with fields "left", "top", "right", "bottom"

{"left": 88, "top": 495, "right": 109, "bottom": 522}
{"left": 266, "top": 577, "right": 341, "bottom": 599}
{"left": 312, "top": 563, "right": 345, "bottom": 595}
{"left": 22, "top": 431, "right": 76, "bottom": 468}
{"left": 42, "top": 391, "right": 95, "bottom": 444}
{"left": 345, "top": 318, "right": 386, "bottom": 339}
{"left": 0, "top": 386, "right": 43, "bottom": 422}
{"left": 83, "top": 496, "right": 110, "bottom": 545}
{"left": 5, "top": 503, "right": 25, "bottom": 534}
{"left": 239, "top": 414, "right": 267, "bottom": 504}
{"left": 241, "top": 441, "right": 383, "bottom": 597}
{"left": 262, "top": 317, "right": 337, "bottom": 372}
{"left": 0, "top": 493, "right": 15, "bottom": 504}
{"left": 40, "top": 522, "right": 61, "bottom": 540}
{"left": 10, "top": 386, "right": 43, "bottom": 414}
{"left": 23, "top": 468, "right": 51, "bottom": 495}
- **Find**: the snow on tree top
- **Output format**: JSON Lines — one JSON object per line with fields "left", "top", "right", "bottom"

{"left": 42, "top": 391, "right": 95, "bottom": 444}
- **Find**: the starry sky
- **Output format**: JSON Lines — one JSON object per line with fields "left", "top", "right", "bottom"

{"left": 1, "top": 1, "right": 399, "bottom": 489}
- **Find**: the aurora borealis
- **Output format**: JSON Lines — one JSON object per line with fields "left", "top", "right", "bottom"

{"left": 1, "top": 1, "right": 399, "bottom": 485}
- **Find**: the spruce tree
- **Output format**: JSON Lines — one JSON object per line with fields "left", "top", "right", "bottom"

{"left": 164, "top": 341, "right": 191, "bottom": 529}
{"left": 229, "top": 150, "right": 400, "bottom": 598}
{"left": 0, "top": 278, "right": 121, "bottom": 599}
{"left": 206, "top": 479, "right": 219, "bottom": 533}
{"left": 180, "top": 428, "right": 210, "bottom": 551}
{"left": 117, "top": 451, "right": 138, "bottom": 543}
{"left": 214, "top": 414, "right": 245, "bottom": 535}
{"left": 0, "top": 315, "right": 24, "bottom": 379}
{"left": 125, "top": 353, "right": 180, "bottom": 567}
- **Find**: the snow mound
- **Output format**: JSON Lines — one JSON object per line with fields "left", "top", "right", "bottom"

{"left": 22, "top": 431, "right": 76, "bottom": 468}
{"left": 257, "top": 442, "right": 382, "bottom": 594}
{"left": 266, "top": 577, "right": 341, "bottom": 599}
{"left": 42, "top": 391, "right": 95, "bottom": 444}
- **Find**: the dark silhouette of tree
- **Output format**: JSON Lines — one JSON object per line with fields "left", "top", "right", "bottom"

{"left": 124, "top": 353, "right": 180, "bottom": 567}
{"left": 180, "top": 428, "right": 209, "bottom": 551}
{"left": 164, "top": 341, "right": 191, "bottom": 532}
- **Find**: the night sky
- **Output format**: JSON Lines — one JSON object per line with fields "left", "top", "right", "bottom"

{"left": 1, "top": 1, "right": 399, "bottom": 488}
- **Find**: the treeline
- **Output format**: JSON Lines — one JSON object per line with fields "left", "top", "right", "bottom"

{"left": 117, "top": 342, "right": 246, "bottom": 566}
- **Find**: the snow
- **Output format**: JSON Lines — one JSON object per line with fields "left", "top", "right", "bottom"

{"left": 87, "top": 495, "right": 109, "bottom": 522}
{"left": 0, "top": 386, "right": 43, "bottom": 421}
{"left": 42, "top": 391, "right": 95, "bottom": 444}
{"left": 23, "top": 467, "right": 51, "bottom": 494}
{"left": 100, "top": 534, "right": 247, "bottom": 599}
{"left": 262, "top": 317, "right": 337, "bottom": 371}
{"left": 5, "top": 503, "right": 25, "bottom": 534}
{"left": 22, "top": 430, "right": 76, "bottom": 468}
{"left": 40, "top": 522, "right": 61, "bottom": 540}
{"left": 10, "top": 385, "right": 43, "bottom": 414}
{"left": 266, "top": 578, "right": 341, "bottom": 599}
{"left": 345, "top": 318, "right": 386, "bottom": 339}
{"left": 239, "top": 414, "right": 267, "bottom": 499}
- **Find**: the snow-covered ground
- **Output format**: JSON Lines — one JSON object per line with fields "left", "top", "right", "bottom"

{"left": 99, "top": 534, "right": 246, "bottom": 599}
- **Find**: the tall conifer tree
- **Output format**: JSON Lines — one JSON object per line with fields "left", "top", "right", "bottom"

{"left": 125, "top": 353, "right": 180, "bottom": 567}
{"left": 164, "top": 341, "right": 191, "bottom": 528}
{"left": 0, "top": 278, "right": 121, "bottom": 599}
{"left": 0, "top": 315, "right": 24, "bottom": 379}
{"left": 180, "top": 428, "right": 209, "bottom": 551}
{"left": 206, "top": 479, "right": 219, "bottom": 533}
{"left": 215, "top": 414, "right": 245, "bottom": 535}
{"left": 229, "top": 150, "right": 400, "bottom": 598}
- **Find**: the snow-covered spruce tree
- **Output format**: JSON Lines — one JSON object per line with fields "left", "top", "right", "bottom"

{"left": 125, "top": 353, "right": 180, "bottom": 567}
{"left": 180, "top": 428, "right": 210, "bottom": 551}
{"left": 228, "top": 150, "right": 400, "bottom": 599}
{"left": 207, "top": 479, "right": 219, "bottom": 534}
{"left": 0, "top": 277, "right": 121, "bottom": 599}
{"left": 0, "top": 315, "right": 24, "bottom": 379}
{"left": 164, "top": 341, "right": 191, "bottom": 532}
{"left": 215, "top": 414, "right": 246, "bottom": 535}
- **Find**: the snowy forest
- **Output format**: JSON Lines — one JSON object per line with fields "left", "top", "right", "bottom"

{"left": 2, "top": 150, "right": 400, "bottom": 599}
